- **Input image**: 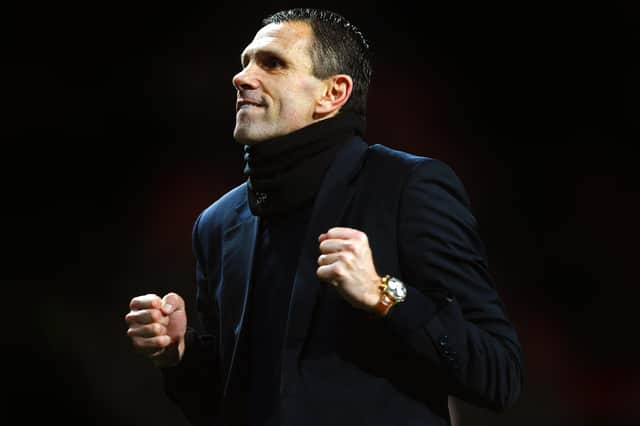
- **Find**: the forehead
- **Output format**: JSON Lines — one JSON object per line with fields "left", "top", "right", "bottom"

{"left": 241, "top": 21, "right": 313, "bottom": 62}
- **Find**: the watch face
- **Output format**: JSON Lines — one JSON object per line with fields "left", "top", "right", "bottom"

{"left": 387, "top": 277, "right": 407, "bottom": 301}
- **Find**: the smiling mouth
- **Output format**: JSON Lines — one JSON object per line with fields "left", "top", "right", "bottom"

{"left": 236, "top": 99, "right": 264, "bottom": 111}
{"left": 238, "top": 103, "right": 261, "bottom": 110}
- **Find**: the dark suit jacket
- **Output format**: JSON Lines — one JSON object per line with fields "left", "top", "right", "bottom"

{"left": 162, "top": 137, "right": 523, "bottom": 426}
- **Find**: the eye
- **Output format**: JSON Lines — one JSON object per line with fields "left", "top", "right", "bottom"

{"left": 262, "top": 55, "right": 284, "bottom": 70}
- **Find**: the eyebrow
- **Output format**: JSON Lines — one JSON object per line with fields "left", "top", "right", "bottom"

{"left": 240, "top": 47, "right": 285, "bottom": 67}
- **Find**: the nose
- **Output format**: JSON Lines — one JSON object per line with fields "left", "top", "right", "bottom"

{"left": 232, "top": 65, "right": 260, "bottom": 91}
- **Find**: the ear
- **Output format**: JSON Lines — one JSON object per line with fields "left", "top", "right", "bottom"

{"left": 314, "top": 74, "right": 353, "bottom": 117}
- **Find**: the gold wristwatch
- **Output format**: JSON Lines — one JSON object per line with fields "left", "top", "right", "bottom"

{"left": 373, "top": 275, "right": 407, "bottom": 317}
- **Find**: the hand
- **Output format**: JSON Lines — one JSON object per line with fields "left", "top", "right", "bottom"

{"left": 316, "top": 227, "right": 381, "bottom": 312}
{"left": 125, "top": 292, "right": 187, "bottom": 367}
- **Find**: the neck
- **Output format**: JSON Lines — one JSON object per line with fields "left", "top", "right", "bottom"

{"left": 243, "top": 112, "right": 366, "bottom": 217}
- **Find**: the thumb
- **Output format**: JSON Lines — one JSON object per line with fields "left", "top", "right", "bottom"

{"left": 161, "top": 292, "right": 185, "bottom": 315}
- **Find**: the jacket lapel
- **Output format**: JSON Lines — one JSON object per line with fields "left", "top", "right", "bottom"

{"left": 216, "top": 137, "right": 369, "bottom": 395}
{"left": 218, "top": 206, "right": 258, "bottom": 397}
{"left": 282, "top": 137, "right": 369, "bottom": 367}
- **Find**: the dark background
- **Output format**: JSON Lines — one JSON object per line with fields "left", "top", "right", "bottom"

{"left": 5, "top": 1, "right": 638, "bottom": 424}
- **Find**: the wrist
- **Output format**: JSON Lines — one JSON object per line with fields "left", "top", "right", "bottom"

{"left": 365, "top": 277, "right": 383, "bottom": 311}
{"left": 152, "top": 336, "right": 185, "bottom": 368}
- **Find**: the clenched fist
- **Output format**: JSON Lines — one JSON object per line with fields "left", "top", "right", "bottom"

{"left": 316, "top": 227, "right": 381, "bottom": 311}
{"left": 124, "top": 292, "right": 187, "bottom": 367}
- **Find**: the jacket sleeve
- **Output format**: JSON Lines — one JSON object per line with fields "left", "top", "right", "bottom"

{"left": 386, "top": 158, "right": 524, "bottom": 411}
{"left": 160, "top": 211, "right": 222, "bottom": 425}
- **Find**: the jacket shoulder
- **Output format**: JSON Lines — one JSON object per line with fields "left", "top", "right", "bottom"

{"left": 369, "top": 143, "right": 430, "bottom": 165}
{"left": 365, "top": 143, "right": 435, "bottom": 180}
{"left": 369, "top": 144, "right": 460, "bottom": 182}
{"left": 367, "top": 143, "right": 449, "bottom": 176}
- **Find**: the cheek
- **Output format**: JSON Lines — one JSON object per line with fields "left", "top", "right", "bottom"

{"left": 300, "top": 78, "right": 324, "bottom": 103}
{"left": 279, "top": 79, "right": 322, "bottom": 117}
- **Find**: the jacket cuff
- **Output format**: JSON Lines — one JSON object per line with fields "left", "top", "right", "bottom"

{"left": 160, "top": 328, "right": 199, "bottom": 387}
{"left": 384, "top": 285, "right": 439, "bottom": 335}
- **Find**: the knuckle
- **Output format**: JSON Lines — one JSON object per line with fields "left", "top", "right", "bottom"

{"left": 159, "top": 313, "right": 171, "bottom": 327}
{"left": 138, "top": 337, "right": 155, "bottom": 349}
{"left": 148, "top": 294, "right": 162, "bottom": 309}
{"left": 130, "top": 293, "right": 159, "bottom": 310}
{"left": 151, "top": 323, "right": 165, "bottom": 336}
{"left": 155, "top": 335, "right": 170, "bottom": 347}
{"left": 131, "top": 336, "right": 147, "bottom": 350}
{"left": 135, "top": 335, "right": 166, "bottom": 351}
{"left": 149, "top": 309, "right": 162, "bottom": 322}
{"left": 147, "top": 336, "right": 161, "bottom": 348}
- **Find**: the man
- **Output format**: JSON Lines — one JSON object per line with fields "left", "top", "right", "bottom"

{"left": 125, "top": 8, "right": 523, "bottom": 426}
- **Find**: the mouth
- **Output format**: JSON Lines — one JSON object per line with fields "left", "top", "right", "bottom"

{"left": 236, "top": 98, "right": 265, "bottom": 112}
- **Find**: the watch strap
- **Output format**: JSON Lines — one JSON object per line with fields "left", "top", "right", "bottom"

{"left": 373, "top": 275, "right": 396, "bottom": 317}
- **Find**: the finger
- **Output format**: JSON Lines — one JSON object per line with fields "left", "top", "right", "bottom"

{"left": 129, "top": 294, "right": 162, "bottom": 311}
{"left": 316, "top": 263, "right": 343, "bottom": 285}
{"left": 325, "top": 227, "right": 365, "bottom": 241}
{"left": 319, "top": 238, "right": 355, "bottom": 254}
{"left": 127, "top": 322, "right": 167, "bottom": 338}
{"left": 318, "top": 252, "right": 354, "bottom": 269}
{"left": 317, "top": 252, "right": 341, "bottom": 266}
{"left": 131, "top": 335, "right": 171, "bottom": 355}
{"left": 125, "top": 308, "right": 170, "bottom": 326}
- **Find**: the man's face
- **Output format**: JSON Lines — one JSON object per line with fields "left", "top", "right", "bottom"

{"left": 232, "top": 21, "right": 326, "bottom": 144}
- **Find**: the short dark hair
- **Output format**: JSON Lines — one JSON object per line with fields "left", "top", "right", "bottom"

{"left": 263, "top": 8, "right": 372, "bottom": 118}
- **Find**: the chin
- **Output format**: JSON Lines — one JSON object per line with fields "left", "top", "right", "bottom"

{"left": 233, "top": 128, "right": 265, "bottom": 145}
{"left": 234, "top": 123, "right": 281, "bottom": 145}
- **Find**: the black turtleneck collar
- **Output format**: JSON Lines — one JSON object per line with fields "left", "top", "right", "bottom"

{"left": 243, "top": 111, "right": 366, "bottom": 217}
